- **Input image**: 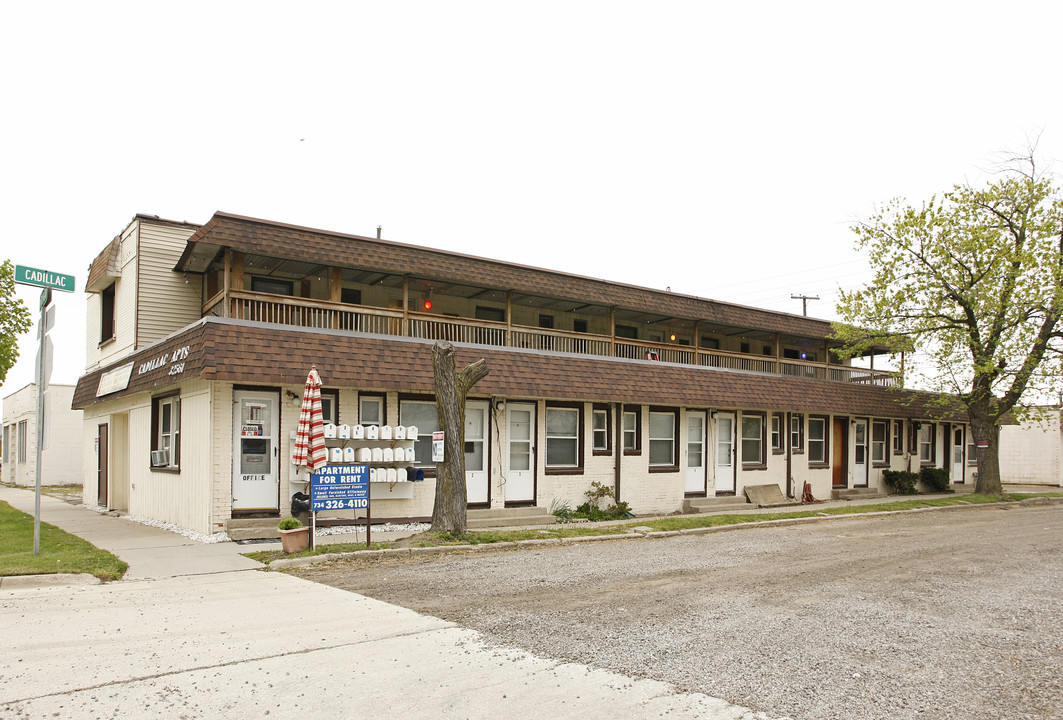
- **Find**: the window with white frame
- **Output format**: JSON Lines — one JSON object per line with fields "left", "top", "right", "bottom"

{"left": 919, "top": 423, "right": 935, "bottom": 464}
{"left": 790, "top": 414, "right": 804, "bottom": 453}
{"left": 893, "top": 419, "right": 904, "bottom": 455}
{"left": 771, "top": 413, "right": 784, "bottom": 454}
{"left": 360, "top": 394, "right": 384, "bottom": 426}
{"left": 648, "top": 409, "right": 677, "bottom": 467}
{"left": 151, "top": 395, "right": 180, "bottom": 469}
{"left": 622, "top": 406, "right": 641, "bottom": 454}
{"left": 400, "top": 399, "right": 437, "bottom": 467}
{"left": 741, "top": 413, "right": 766, "bottom": 467}
{"left": 592, "top": 405, "right": 610, "bottom": 454}
{"left": 808, "top": 416, "right": 828, "bottom": 465}
{"left": 872, "top": 420, "right": 888, "bottom": 465}
{"left": 320, "top": 390, "right": 338, "bottom": 426}
{"left": 546, "top": 405, "right": 581, "bottom": 470}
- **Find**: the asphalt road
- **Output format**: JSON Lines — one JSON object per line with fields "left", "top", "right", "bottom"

{"left": 296, "top": 502, "right": 1063, "bottom": 720}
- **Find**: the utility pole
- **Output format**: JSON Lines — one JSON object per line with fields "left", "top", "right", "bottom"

{"left": 791, "top": 293, "right": 819, "bottom": 316}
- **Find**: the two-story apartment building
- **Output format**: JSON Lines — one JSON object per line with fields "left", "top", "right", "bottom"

{"left": 72, "top": 212, "right": 975, "bottom": 536}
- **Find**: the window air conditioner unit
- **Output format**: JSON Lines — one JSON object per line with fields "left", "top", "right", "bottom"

{"left": 151, "top": 450, "right": 170, "bottom": 467}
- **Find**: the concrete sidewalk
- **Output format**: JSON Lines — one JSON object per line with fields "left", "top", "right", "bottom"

{"left": 0, "top": 484, "right": 262, "bottom": 580}
{"left": 0, "top": 485, "right": 779, "bottom": 720}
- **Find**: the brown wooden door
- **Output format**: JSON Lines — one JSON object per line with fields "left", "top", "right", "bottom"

{"left": 97, "top": 423, "right": 109, "bottom": 507}
{"left": 832, "top": 418, "right": 847, "bottom": 488}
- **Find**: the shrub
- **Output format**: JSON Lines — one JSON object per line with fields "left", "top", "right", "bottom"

{"left": 883, "top": 470, "right": 919, "bottom": 495}
{"left": 920, "top": 466, "right": 953, "bottom": 493}
{"left": 549, "top": 498, "right": 574, "bottom": 522}
{"left": 278, "top": 517, "right": 303, "bottom": 530}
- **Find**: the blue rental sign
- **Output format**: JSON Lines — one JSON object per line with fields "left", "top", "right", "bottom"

{"left": 310, "top": 465, "right": 369, "bottom": 511}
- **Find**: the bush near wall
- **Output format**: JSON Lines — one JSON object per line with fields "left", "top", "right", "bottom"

{"left": 883, "top": 470, "right": 919, "bottom": 495}
{"left": 920, "top": 467, "right": 953, "bottom": 493}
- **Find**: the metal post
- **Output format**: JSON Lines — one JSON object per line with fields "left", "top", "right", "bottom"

{"left": 33, "top": 300, "right": 46, "bottom": 555}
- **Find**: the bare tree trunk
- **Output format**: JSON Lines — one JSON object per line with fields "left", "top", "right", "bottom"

{"left": 430, "top": 342, "right": 489, "bottom": 535}
{"left": 969, "top": 406, "right": 1003, "bottom": 496}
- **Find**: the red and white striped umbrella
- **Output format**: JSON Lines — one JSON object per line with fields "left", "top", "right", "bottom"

{"left": 291, "top": 365, "right": 327, "bottom": 472}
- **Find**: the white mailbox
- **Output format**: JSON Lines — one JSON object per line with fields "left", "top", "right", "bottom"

{"left": 329, "top": 447, "right": 343, "bottom": 462}
{"left": 386, "top": 468, "right": 398, "bottom": 483}
{"left": 352, "top": 424, "right": 365, "bottom": 440}
{"left": 369, "top": 468, "right": 378, "bottom": 482}
{"left": 343, "top": 447, "right": 356, "bottom": 462}
{"left": 366, "top": 425, "right": 379, "bottom": 440}
{"left": 323, "top": 423, "right": 337, "bottom": 439}
{"left": 371, "top": 447, "right": 384, "bottom": 463}
{"left": 380, "top": 425, "right": 392, "bottom": 440}
{"left": 397, "top": 468, "right": 407, "bottom": 482}
{"left": 337, "top": 424, "right": 351, "bottom": 439}
{"left": 393, "top": 425, "right": 406, "bottom": 440}
{"left": 406, "top": 425, "right": 419, "bottom": 440}
{"left": 358, "top": 447, "right": 372, "bottom": 463}
{"left": 405, "top": 447, "right": 416, "bottom": 462}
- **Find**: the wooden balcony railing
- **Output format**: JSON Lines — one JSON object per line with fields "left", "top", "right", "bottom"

{"left": 206, "top": 291, "right": 900, "bottom": 388}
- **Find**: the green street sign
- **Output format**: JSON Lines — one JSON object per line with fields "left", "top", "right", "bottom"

{"left": 15, "top": 265, "right": 75, "bottom": 293}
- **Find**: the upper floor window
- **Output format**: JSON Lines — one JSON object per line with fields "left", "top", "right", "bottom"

{"left": 100, "top": 282, "right": 116, "bottom": 344}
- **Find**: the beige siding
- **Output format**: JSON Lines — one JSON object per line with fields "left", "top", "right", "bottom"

{"left": 136, "top": 222, "right": 201, "bottom": 348}
{"left": 87, "top": 224, "right": 138, "bottom": 371}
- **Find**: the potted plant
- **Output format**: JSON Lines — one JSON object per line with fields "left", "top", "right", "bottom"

{"left": 278, "top": 517, "right": 310, "bottom": 554}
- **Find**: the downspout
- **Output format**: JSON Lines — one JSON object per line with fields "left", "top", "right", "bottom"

{"left": 786, "top": 411, "right": 793, "bottom": 499}
{"left": 614, "top": 402, "right": 621, "bottom": 502}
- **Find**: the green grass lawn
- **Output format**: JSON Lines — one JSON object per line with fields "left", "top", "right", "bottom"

{"left": 247, "top": 492, "right": 1052, "bottom": 565}
{"left": 0, "top": 501, "right": 127, "bottom": 581}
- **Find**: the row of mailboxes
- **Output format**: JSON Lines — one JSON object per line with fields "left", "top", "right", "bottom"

{"left": 369, "top": 467, "right": 424, "bottom": 483}
{"left": 328, "top": 446, "right": 416, "bottom": 463}
{"left": 323, "top": 424, "right": 418, "bottom": 440}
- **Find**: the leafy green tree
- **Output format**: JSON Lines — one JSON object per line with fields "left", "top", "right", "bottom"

{"left": 835, "top": 155, "right": 1063, "bottom": 495}
{"left": 0, "top": 260, "right": 33, "bottom": 384}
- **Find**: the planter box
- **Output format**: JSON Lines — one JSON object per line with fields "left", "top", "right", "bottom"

{"left": 279, "top": 526, "right": 310, "bottom": 554}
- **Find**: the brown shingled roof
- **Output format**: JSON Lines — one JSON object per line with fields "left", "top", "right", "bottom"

{"left": 72, "top": 318, "right": 966, "bottom": 422}
{"left": 176, "top": 212, "right": 851, "bottom": 340}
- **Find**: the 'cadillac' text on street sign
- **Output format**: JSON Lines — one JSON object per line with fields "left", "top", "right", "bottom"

{"left": 15, "top": 265, "right": 75, "bottom": 293}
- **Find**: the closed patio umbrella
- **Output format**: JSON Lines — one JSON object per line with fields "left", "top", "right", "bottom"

{"left": 292, "top": 365, "right": 327, "bottom": 547}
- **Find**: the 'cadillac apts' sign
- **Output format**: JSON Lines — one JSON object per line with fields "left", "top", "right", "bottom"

{"left": 137, "top": 345, "right": 191, "bottom": 378}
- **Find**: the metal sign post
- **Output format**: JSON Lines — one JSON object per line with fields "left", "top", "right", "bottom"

{"left": 14, "top": 265, "right": 73, "bottom": 556}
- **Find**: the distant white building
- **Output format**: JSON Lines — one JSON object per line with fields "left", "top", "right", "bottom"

{"left": 1000, "top": 408, "right": 1062, "bottom": 487}
{"left": 2, "top": 384, "right": 83, "bottom": 487}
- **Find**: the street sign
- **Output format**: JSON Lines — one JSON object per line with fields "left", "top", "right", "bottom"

{"left": 310, "top": 465, "right": 369, "bottom": 511}
{"left": 34, "top": 335, "right": 53, "bottom": 391}
{"left": 40, "top": 287, "right": 52, "bottom": 309}
{"left": 15, "top": 265, "right": 75, "bottom": 292}
{"left": 38, "top": 305, "right": 55, "bottom": 339}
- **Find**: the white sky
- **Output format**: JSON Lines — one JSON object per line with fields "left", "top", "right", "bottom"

{"left": 2, "top": 0, "right": 1062, "bottom": 406}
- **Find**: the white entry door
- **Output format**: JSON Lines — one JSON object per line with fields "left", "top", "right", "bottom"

{"left": 854, "top": 419, "right": 869, "bottom": 487}
{"left": 506, "top": 403, "right": 535, "bottom": 503}
{"left": 714, "top": 412, "right": 736, "bottom": 494}
{"left": 232, "top": 390, "right": 280, "bottom": 512}
{"left": 952, "top": 426, "right": 965, "bottom": 483}
{"left": 685, "top": 411, "right": 706, "bottom": 494}
{"left": 465, "top": 401, "right": 489, "bottom": 505}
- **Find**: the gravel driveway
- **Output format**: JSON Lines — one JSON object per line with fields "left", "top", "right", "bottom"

{"left": 295, "top": 502, "right": 1063, "bottom": 720}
